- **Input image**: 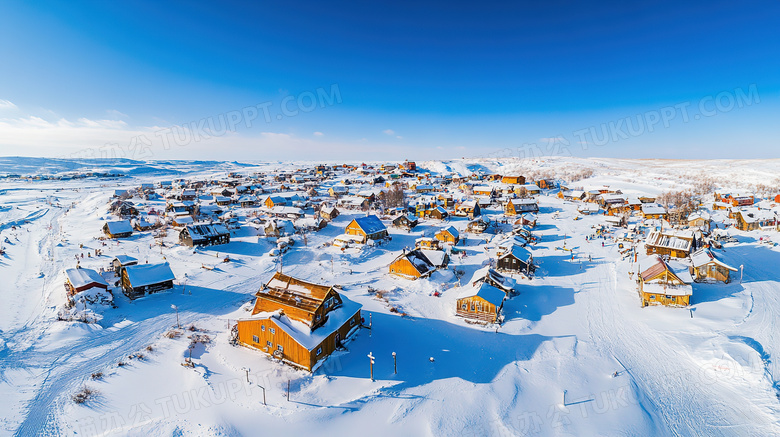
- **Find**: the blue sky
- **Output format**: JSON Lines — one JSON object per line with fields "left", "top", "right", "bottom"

{"left": 0, "top": 0, "right": 778, "bottom": 161}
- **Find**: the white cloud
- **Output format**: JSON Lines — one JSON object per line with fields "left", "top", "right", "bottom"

{"left": 313, "top": 131, "right": 324, "bottom": 136}
{"left": 382, "top": 129, "right": 395, "bottom": 136}
{"left": 106, "top": 109, "right": 129, "bottom": 119}
{"left": 396, "top": 135, "right": 403, "bottom": 140}
{"left": 77, "top": 118, "right": 128, "bottom": 129}
{"left": 0, "top": 99, "right": 17, "bottom": 110}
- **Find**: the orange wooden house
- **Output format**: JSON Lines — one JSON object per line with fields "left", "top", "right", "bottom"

{"left": 236, "top": 273, "right": 362, "bottom": 371}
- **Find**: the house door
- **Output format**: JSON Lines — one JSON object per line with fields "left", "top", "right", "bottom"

{"left": 335, "top": 333, "right": 341, "bottom": 347}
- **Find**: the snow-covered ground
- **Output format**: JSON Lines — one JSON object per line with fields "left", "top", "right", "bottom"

{"left": 1, "top": 157, "right": 780, "bottom": 436}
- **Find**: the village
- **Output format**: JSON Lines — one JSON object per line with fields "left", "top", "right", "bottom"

{"left": 2, "top": 157, "right": 780, "bottom": 436}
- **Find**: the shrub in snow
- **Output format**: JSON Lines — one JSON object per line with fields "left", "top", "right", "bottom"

{"left": 72, "top": 386, "right": 97, "bottom": 404}
{"left": 57, "top": 307, "right": 103, "bottom": 324}
{"left": 90, "top": 372, "right": 103, "bottom": 380}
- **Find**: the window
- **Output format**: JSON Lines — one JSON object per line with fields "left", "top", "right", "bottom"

{"left": 316, "top": 347, "right": 322, "bottom": 355}
{"left": 461, "top": 303, "right": 467, "bottom": 310}
{"left": 266, "top": 340, "right": 272, "bottom": 347}
{"left": 315, "top": 314, "right": 321, "bottom": 322}
{"left": 350, "top": 318, "right": 355, "bottom": 326}
{"left": 277, "top": 344, "right": 283, "bottom": 352}
{"left": 270, "top": 328, "right": 276, "bottom": 335}
{"left": 252, "top": 335, "right": 259, "bottom": 343}
{"left": 260, "top": 325, "right": 265, "bottom": 331}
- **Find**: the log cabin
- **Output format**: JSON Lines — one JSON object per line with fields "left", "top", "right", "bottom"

{"left": 639, "top": 256, "right": 693, "bottom": 307}
{"left": 179, "top": 223, "right": 230, "bottom": 247}
{"left": 435, "top": 226, "right": 460, "bottom": 245}
{"left": 500, "top": 175, "right": 525, "bottom": 185}
{"left": 456, "top": 282, "right": 505, "bottom": 324}
{"left": 690, "top": 248, "right": 738, "bottom": 283}
{"left": 644, "top": 229, "right": 695, "bottom": 258}
{"left": 103, "top": 220, "right": 134, "bottom": 238}
{"left": 388, "top": 249, "right": 435, "bottom": 279}
{"left": 121, "top": 262, "right": 175, "bottom": 299}
{"left": 319, "top": 205, "right": 340, "bottom": 221}
{"left": 236, "top": 273, "right": 362, "bottom": 371}
{"left": 641, "top": 203, "right": 668, "bottom": 220}
{"left": 455, "top": 200, "right": 481, "bottom": 219}
{"left": 497, "top": 245, "right": 534, "bottom": 274}
{"left": 392, "top": 214, "right": 419, "bottom": 230}
{"left": 504, "top": 198, "right": 539, "bottom": 216}
{"left": 734, "top": 208, "right": 777, "bottom": 231}
{"left": 344, "top": 215, "right": 388, "bottom": 243}
{"left": 64, "top": 268, "right": 108, "bottom": 298}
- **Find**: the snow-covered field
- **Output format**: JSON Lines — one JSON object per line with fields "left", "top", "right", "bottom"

{"left": 1, "top": 156, "right": 780, "bottom": 436}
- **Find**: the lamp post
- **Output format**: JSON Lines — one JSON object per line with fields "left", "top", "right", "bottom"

{"left": 171, "top": 304, "right": 180, "bottom": 328}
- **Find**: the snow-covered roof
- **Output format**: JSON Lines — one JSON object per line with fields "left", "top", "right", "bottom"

{"left": 690, "top": 248, "right": 737, "bottom": 271}
{"left": 105, "top": 220, "right": 133, "bottom": 234}
{"left": 645, "top": 230, "right": 693, "bottom": 251}
{"left": 469, "top": 266, "right": 517, "bottom": 293}
{"left": 641, "top": 203, "right": 667, "bottom": 215}
{"left": 457, "top": 281, "right": 506, "bottom": 306}
{"left": 420, "top": 249, "right": 447, "bottom": 267}
{"left": 124, "top": 263, "right": 176, "bottom": 287}
{"left": 65, "top": 268, "right": 108, "bottom": 289}
{"left": 186, "top": 222, "right": 229, "bottom": 239}
{"left": 439, "top": 225, "right": 459, "bottom": 239}
{"left": 113, "top": 255, "right": 138, "bottom": 265}
{"left": 353, "top": 215, "right": 386, "bottom": 234}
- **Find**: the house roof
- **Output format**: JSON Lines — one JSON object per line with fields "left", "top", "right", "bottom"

{"left": 469, "top": 266, "right": 517, "bottom": 293}
{"left": 65, "top": 268, "right": 108, "bottom": 289}
{"left": 125, "top": 263, "right": 176, "bottom": 287}
{"left": 645, "top": 230, "right": 693, "bottom": 251}
{"left": 690, "top": 248, "right": 737, "bottom": 271}
{"left": 457, "top": 281, "right": 506, "bottom": 306}
{"left": 439, "top": 225, "right": 459, "bottom": 239}
{"left": 113, "top": 255, "right": 138, "bottom": 265}
{"left": 353, "top": 215, "right": 386, "bottom": 235}
{"left": 105, "top": 220, "right": 133, "bottom": 234}
{"left": 186, "top": 223, "right": 229, "bottom": 239}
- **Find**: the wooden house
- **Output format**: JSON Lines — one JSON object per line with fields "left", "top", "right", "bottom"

{"left": 501, "top": 175, "right": 525, "bottom": 185}
{"left": 121, "top": 262, "right": 175, "bottom": 299}
{"left": 535, "top": 179, "right": 555, "bottom": 189}
{"left": 639, "top": 256, "right": 693, "bottom": 307}
{"left": 469, "top": 266, "right": 517, "bottom": 296}
{"left": 319, "top": 205, "right": 340, "bottom": 221}
{"left": 179, "top": 223, "right": 230, "bottom": 247}
{"left": 388, "top": 249, "right": 435, "bottom": 279}
{"left": 392, "top": 214, "right": 419, "bottom": 230}
{"left": 644, "top": 229, "right": 695, "bottom": 258}
{"left": 64, "top": 268, "right": 108, "bottom": 298}
{"left": 472, "top": 185, "right": 495, "bottom": 197}
{"left": 515, "top": 213, "right": 537, "bottom": 228}
{"left": 236, "top": 273, "right": 362, "bottom": 371}
{"left": 344, "top": 215, "right": 388, "bottom": 243}
{"left": 328, "top": 185, "right": 350, "bottom": 198}
{"left": 497, "top": 245, "right": 534, "bottom": 274}
{"left": 687, "top": 211, "right": 711, "bottom": 232}
{"left": 504, "top": 198, "right": 539, "bottom": 216}
{"left": 171, "top": 215, "right": 194, "bottom": 227}
{"left": 435, "top": 226, "right": 460, "bottom": 245}
{"left": 456, "top": 282, "right": 505, "bottom": 324}
{"left": 265, "top": 196, "right": 288, "bottom": 208}
{"left": 111, "top": 255, "right": 138, "bottom": 276}
{"left": 734, "top": 208, "right": 777, "bottom": 231}
{"left": 103, "top": 220, "right": 134, "bottom": 238}
{"left": 466, "top": 218, "right": 490, "bottom": 234}
{"left": 415, "top": 237, "right": 441, "bottom": 250}
{"left": 641, "top": 203, "right": 668, "bottom": 220}
{"left": 455, "top": 200, "right": 481, "bottom": 219}
{"left": 419, "top": 206, "right": 448, "bottom": 220}
{"left": 518, "top": 184, "right": 542, "bottom": 197}
{"left": 690, "top": 248, "right": 738, "bottom": 283}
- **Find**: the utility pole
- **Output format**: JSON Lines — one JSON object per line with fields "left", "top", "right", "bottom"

{"left": 287, "top": 379, "right": 290, "bottom": 401}
{"left": 171, "top": 304, "right": 180, "bottom": 328}
{"left": 368, "top": 353, "right": 375, "bottom": 381}
{"left": 392, "top": 352, "right": 397, "bottom": 374}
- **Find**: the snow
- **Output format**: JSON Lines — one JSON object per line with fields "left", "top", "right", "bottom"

{"left": 3, "top": 157, "right": 780, "bottom": 436}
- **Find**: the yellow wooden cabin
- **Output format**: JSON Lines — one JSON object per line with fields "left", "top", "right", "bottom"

{"left": 455, "top": 282, "right": 505, "bottom": 324}
{"left": 344, "top": 215, "right": 388, "bottom": 243}
{"left": 389, "top": 249, "right": 435, "bottom": 279}
{"left": 236, "top": 273, "right": 362, "bottom": 371}
{"left": 639, "top": 256, "right": 693, "bottom": 307}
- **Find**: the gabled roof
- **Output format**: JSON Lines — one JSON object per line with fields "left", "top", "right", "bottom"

{"left": 125, "top": 263, "right": 176, "bottom": 287}
{"left": 392, "top": 249, "right": 434, "bottom": 276}
{"left": 457, "top": 281, "right": 505, "bottom": 306}
{"left": 439, "top": 225, "right": 459, "bottom": 239}
{"left": 352, "top": 215, "right": 386, "bottom": 235}
{"left": 469, "top": 266, "right": 516, "bottom": 293}
{"left": 186, "top": 222, "right": 229, "bottom": 239}
{"left": 105, "top": 220, "right": 133, "bottom": 234}
{"left": 690, "top": 248, "right": 737, "bottom": 271}
{"left": 65, "top": 268, "right": 108, "bottom": 289}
